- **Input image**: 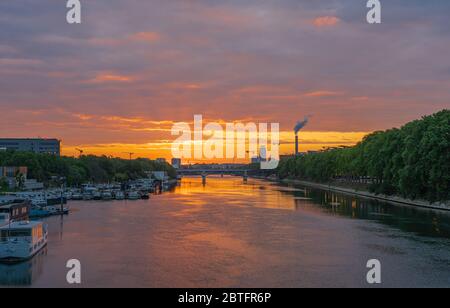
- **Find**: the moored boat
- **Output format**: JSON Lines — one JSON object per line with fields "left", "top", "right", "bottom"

{"left": 127, "top": 191, "right": 140, "bottom": 200}
{"left": 0, "top": 221, "right": 48, "bottom": 263}
{"left": 42, "top": 206, "right": 69, "bottom": 216}
{"left": 115, "top": 191, "right": 125, "bottom": 200}
{"left": 72, "top": 192, "right": 83, "bottom": 200}
{"left": 101, "top": 191, "right": 113, "bottom": 200}
{"left": 140, "top": 192, "right": 150, "bottom": 200}
{"left": 45, "top": 193, "right": 67, "bottom": 206}
{"left": 93, "top": 191, "right": 102, "bottom": 200}
{"left": 29, "top": 207, "right": 51, "bottom": 218}
{"left": 82, "top": 192, "right": 93, "bottom": 200}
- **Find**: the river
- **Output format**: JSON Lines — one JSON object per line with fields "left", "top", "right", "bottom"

{"left": 1, "top": 176, "right": 449, "bottom": 288}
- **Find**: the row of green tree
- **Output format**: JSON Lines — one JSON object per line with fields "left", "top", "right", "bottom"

{"left": 277, "top": 110, "right": 449, "bottom": 202}
{"left": 0, "top": 152, "right": 176, "bottom": 187}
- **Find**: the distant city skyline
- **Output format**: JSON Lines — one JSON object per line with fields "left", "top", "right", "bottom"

{"left": 1, "top": 1, "right": 449, "bottom": 161}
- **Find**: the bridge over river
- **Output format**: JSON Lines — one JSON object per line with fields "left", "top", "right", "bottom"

{"left": 177, "top": 168, "right": 250, "bottom": 183}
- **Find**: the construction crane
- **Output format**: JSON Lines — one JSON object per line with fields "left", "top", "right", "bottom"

{"left": 75, "top": 148, "right": 84, "bottom": 158}
{"left": 123, "top": 152, "right": 135, "bottom": 160}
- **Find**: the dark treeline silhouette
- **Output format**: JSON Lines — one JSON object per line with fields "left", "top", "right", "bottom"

{"left": 277, "top": 110, "right": 449, "bottom": 202}
{"left": 0, "top": 152, "right": 176, "bottom": 187}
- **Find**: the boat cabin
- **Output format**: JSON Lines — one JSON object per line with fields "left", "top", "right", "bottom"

{"left": 0, "top": 221, "right": 48, "bottom": 262}
{"left": 0, "top": 200, "right": 31, "bottom": 222}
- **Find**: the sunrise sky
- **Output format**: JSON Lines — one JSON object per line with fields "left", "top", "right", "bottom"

{"left": 0, "top": 1, "right": 449, "bottom": 161}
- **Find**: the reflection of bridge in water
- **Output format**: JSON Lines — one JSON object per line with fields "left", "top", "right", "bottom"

{"left": 177, "top": 169, "right": 249, "bottom": 183}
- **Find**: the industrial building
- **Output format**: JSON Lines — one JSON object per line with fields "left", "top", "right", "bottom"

{"left": 0, "top": 138, "right": 61, "bottom": 156}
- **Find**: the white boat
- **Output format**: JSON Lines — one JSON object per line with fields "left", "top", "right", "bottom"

{"left": 13, "top": 192, "right": 47, "bottom": 207}
{"left": 127, "top": 191, "right": 140, "bottom": 200}
{"left": 82, "top": 192, "right": 93, "bottom": 200}
{"left": 8, "top": 191, "right": 66, "bottom": 207}
{"left": 132, "top": 178, "right": 154, "bottom": 192}
{"left": 72, "top": 192, "right": 83, "bottom": 200}
{"left": 42, "top": 205, "right": 69, "bottom": 215}
{"left": 92, "top": 191, "right": 102, "bottom": 200}
{"left": 101, "top": 191, "right": 113, "bottom": 200}
{"left": 0, "top": 221, "right": 48, "bottom": 263}
{"left": 115, "top": 191, "right": 125, "bottom": 200}
{"left": 82, "top": 185, "right": 99, "bottom": 200}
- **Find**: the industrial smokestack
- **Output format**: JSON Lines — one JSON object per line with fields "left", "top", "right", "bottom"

{"left": 294, "top": 116, "right": 309, "bottom": 135}
{"left": 294, "top": 116, "right": 310, "bottom": 156}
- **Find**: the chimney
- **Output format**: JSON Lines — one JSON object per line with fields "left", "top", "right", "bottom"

{"left": 294, "top": 116, "right": 310, "bottom": 156}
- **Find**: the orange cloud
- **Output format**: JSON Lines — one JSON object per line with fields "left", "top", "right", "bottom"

{"left": 304, "top": 90, "right": 344, "bottom": 97}
{"left": 313, "top": 16, "right": 340, "bottom": 27}
{"left": 164, "top": 82, "right": 210, "bottom": 90}
{"left": 86, "top": 32, "right": 161, "bottom": 47}
{"left": 87, "top": 73, "right": 134, "bottom": 83}
{"left": 73, "top": 113, "right": 94, "bottom": 121}
{"left": 130, "top": 32, "right": 161, "bottom": 43}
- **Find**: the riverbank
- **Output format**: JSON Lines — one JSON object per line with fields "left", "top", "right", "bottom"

{"left": 277, "top": 178, "right": 450, "bottom": 211}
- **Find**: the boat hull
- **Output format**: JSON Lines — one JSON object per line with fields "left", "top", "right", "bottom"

{"left": 0, "top": 243, "right": 48, "bottom": 264}
{"left": 0, "top": 239, "right": 48, "bottom": 264}
{"left": 29, "top": 209, "right": 52, "bottom": 218}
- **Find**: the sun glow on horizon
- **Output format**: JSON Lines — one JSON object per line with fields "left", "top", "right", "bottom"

{"left": 62, "top": 131, "right": 370, "bottom": 162}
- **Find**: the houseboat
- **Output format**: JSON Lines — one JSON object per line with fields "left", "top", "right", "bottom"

{"left": 0, "top": 221, "right": 48, "bottom": 263}
{"left": 0, "top": 200, "right": 31, "bottom": 222}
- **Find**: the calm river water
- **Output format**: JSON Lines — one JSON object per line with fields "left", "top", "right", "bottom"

{"left": 1, "top": 177, "right": 450, "bottom": 288}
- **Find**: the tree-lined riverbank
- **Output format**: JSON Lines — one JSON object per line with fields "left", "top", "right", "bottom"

{"left": 277, "top": 110, "right": 449, "bottom": 203}
{"left": 0, "top": 152, "right": 176, "bottom": 188}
